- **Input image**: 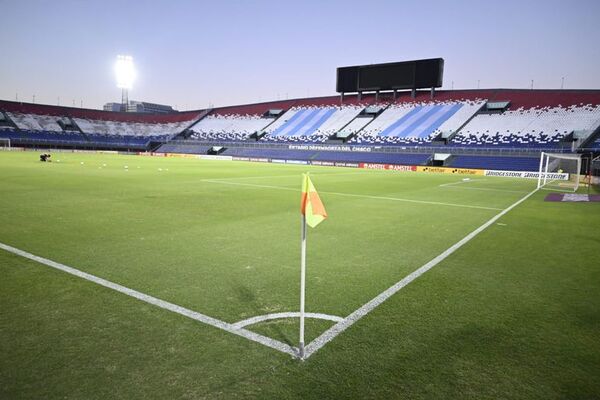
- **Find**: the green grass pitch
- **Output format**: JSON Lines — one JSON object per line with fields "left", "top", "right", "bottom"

{"left": 0, "top": 150, "right": 599, "bottom": 399}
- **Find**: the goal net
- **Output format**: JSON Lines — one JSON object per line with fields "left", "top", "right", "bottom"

{"left": 0, "top": 138, "right": 10, "bottom": 151}
{"left": 591, "top": 155, "right": 600, "bottom": 190}
{"left": 537, "top": 152, "right": 581, "bottom": 192}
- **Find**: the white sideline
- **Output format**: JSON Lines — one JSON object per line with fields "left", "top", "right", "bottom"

{"left": 202, "top": 180, "right": 503, "bottom": 211}
{"left": 439, "top": 179, "right": 530, "bottom": 194}
{"left": 302, "top": 187, "right": 539, "bottom": 359}
{"left": 205, "top": 171, "right": 368, "bottom": 181}
{"left": 441, "top": 186, "right": 529, "bottom": 194}
{"left": 0, "top": 242, "right": 298, "bottom": 358}
{"left": 232, "top": 312, "right": 344, "bottom": 329}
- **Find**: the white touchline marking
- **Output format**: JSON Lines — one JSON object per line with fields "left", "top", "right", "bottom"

{"left": 203, "top": 171, "right": 368, "bottom": 181}
{"left": 302, "top": 187, "right": 539, "bottom": 359}
{"left": 203, "top": 180, "right": 503, "bottom": 211}
{"left": 0, "top": 242, "right": 298, "bottom": 358}
{"left": 441, "top": 186, "right": 529, "bottom": 194}
{"left": 203, "top": 179, "right": 298, "bottom": 192}
{"left": 439, "top": 179, "right": 530, "bottom": 194}
{"left": 232, "top": 312, "right": 344, "bottom": 329}
{"left": 319, "top": 190, "right": 502, "bottom": 211}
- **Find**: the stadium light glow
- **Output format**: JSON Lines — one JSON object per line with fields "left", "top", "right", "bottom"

{"left": 115, "top": 55, "right": 135, "bottom": 90}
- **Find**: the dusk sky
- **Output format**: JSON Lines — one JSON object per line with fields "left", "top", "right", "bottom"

{"left": 1, "top": 0, "right": 599, "bottom": 110}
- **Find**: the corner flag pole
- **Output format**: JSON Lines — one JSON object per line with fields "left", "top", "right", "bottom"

{"left": 299, "top": 213, "right": 307, "bottom": 359}
{"left": 299, "top": 173, "right": 327, "bottom": 359}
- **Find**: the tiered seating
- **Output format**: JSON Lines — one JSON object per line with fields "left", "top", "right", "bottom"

{"left": 188, "top": 114, "right": 272, "bottom": 141}
{"left": 7, "top": 112, "right": 64, "bottom": 132}
{"left": 349, "top": 100, "right": 484, "bottom": 145}
{"left": 2, "top": 112, "right": 83, "bottom": 142}
{"left": 0, "top": 100, "right": 202, "bottom": 149}
{"left": 451, "top": 105, "right": 600, "bottom": 147}
{"left": 263, "top": 105, "right": 363, "bottom": 143}
{"left": 341, "top": 117, "right": 373, "bottom": 135}
{"left": 73, "top": 118, "right": 190, "bottom": 143}
{"left": 0, "top": 129, "right": 85, "bottom": 143}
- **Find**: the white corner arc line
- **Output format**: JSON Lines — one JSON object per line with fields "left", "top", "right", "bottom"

{"left": 0, "top": 242, "right": 298, "bottom": 358}
{"left": 202, "top": 180, "right": 502, "bottom": 211}
{"left": 232, "top": 312, "right": 344, "bottom": 329}
{"left": 302, "top": 188, "right": 539, "bottom": 359}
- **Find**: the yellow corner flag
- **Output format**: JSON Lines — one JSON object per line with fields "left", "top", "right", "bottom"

{"left": 300, "top": 174, "right": 327, "bottom": 228}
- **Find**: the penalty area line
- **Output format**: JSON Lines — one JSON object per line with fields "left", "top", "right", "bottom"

{"left": 303, "top": 187, "right": 539, "bottom": 359}
{"left": 0, "top": 242, "right": 298, "bottom": 358}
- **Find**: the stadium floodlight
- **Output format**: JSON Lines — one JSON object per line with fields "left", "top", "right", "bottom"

{"left": 115, "top": 55, "right": 135, "bottom": 90}
{"left": 115, "top": 55, "right": 135, "bottom": 112}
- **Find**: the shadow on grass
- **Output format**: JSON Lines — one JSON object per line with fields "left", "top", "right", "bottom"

{"left": 233, "top": 283, "right": 295, "bottom": 347}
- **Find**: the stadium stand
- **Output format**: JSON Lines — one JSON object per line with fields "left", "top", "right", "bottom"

{"left": 2, "top": 89, "right": 600, "bottom": 171}
{"left": 263, "top": 105, "right": 363, "bottom": 143}
{"left": 349, "top": 100, "right": 484, "bottom": 145}
{"left": 0, "top": 100, "right": 202, "bottom": 149}
{"left": 450, "top": 104, "right": 600, "bottom": 148}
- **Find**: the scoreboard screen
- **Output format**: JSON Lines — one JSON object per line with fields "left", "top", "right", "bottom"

{"left": 359, "top": 62, "right": 415, "bottom": 90}
{"left": 336, "top": 58, "right": 443, "bottom": 93}
{"left": 336, "top": 66, "right": 359, "bottom": 93}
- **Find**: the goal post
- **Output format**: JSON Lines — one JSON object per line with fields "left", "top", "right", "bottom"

{"left": 0, "top": 138, "right": 10, "bottom": 150}
{"left": 537, "top": 152, "right": 582, "bottom": 192}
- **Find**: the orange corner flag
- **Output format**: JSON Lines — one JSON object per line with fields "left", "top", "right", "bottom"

{"left": 300, "top": 174, "right": 327, "bottom": 228}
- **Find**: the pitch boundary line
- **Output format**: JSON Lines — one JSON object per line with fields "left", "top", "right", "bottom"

{"left": 439, "top": 179, "right": 529, "bottom": 194}
{"left": 302, "top": 187, "right": 538, "bottom": 358}
{"left": 0, "top": 242, "right": 298, "bottom": 358}
{"left": 202, "top": 179, "right": 503, "bottom": 211}
{"left": 441, "top": 185, "right": 529, "bottom": 194}
{"left": 205, "top": 171, "right": 368, "bottom": 181}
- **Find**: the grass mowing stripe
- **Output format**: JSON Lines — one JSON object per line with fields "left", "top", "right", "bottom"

{"left": 0, "top": 241, "right": 298, "bottom": 358}
{"left": 303, "top": 187, "right": 539, "bottom": 359}
{"left": 202, "top": 179, "right": 504, "bottom": 211}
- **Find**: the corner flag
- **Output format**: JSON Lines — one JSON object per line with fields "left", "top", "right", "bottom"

{"left": 298, "top": 173, "right": 327, "bottom": 359}
{"left": 300, "top": 174, "right": 327, "bottom": 228}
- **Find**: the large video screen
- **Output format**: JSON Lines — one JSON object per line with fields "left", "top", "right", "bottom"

{"left": 359, "top": 63, "right": 415, "bottom": 90}
{"left": 336, "top": 66, "right": 359, "bottom": 93}
{"left": 336, "top": 58, "right": 443, "bottom": 92}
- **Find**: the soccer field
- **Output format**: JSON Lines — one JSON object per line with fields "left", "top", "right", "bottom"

{"left": 1, "top": 151, "right": 599, "bottom": 399}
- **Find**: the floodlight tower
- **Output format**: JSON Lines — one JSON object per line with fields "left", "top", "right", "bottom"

{"left": 115, "top": 55, "right": 135, "bottom": 112}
